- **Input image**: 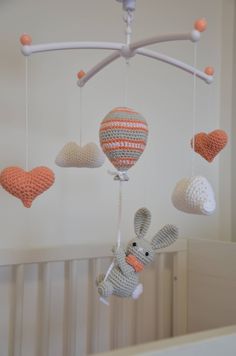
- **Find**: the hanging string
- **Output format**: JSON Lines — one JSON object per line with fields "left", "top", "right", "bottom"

{"left": 25, "top": 57, "right": 29, "bottom": 171}
{"left": 124, "top": 60, "right": 130, "bottom": 108}
{"left": 207, "top": 76, "right": 214, "bottom": 129}
{"left": 191, "top": 43, "right": 197, "bottom": 177}
{"left": 79, "top": 87, "right": 83, "bottom": 146}
{"left": 123, "top": 8, "right": 134, "bottom": 107}
{"left": 117, "top": 180, "right": 123, "bottom": 248}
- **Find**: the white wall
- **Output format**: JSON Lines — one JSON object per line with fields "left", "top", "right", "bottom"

{"left": 219, "top": 0, "right": 235, "bottom": 241}
{"left": 232, "top": 0, "right": 236, "bottom": 241}
{"left": 0, "top": 0, "right": 232, "bottom": 248}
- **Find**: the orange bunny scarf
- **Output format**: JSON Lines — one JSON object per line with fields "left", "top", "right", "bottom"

{"left": 126, "top": 254, "right": 144, "bottom": 272}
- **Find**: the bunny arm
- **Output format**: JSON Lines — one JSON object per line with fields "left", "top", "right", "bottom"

{"left": 114, "top": 247, "right": 135, "bottom": 276}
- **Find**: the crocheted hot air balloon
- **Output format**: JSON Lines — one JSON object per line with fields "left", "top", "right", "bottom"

{"left": 99, "top": 107, "right": 148, "bottom": 173}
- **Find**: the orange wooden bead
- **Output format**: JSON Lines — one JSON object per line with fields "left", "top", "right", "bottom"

{"left": 204, "top": 66, "right": 214, "bottom": 76}
{"left": 194, "top": 18, "right": 207, "bottom": 32}
{"left": 77, "top": 70, "right": 86, "bottom": 79}
{"left": 20, "top": 34, "right": 32, "bottom": 45}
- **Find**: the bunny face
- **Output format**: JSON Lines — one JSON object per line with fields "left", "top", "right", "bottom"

{"left": 126, "top": 238, "right": 155, "bottom": 266}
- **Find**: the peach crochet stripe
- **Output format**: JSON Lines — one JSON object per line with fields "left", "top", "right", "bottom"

{"left": 112, "top": 107, "right": 140, "bottom": 114}
{"left": 100, "top": 118, "right": 148, "bottom": 127}
{"left": 100, "top": 125, "right": 148, "bottom": 133}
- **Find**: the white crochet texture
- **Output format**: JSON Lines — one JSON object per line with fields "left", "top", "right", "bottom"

{"left": 171, "top": 176, "right": 216, "bottom": 215}
{"left": 55, "top": 142, "right": 105, "bottom": 168}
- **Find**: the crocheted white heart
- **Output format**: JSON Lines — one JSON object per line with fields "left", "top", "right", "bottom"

{"left": 55, "top": 142, "right": 105, "bottom": 168}
{"left": 171, "top": 176, "right": 216, "bottom": 215}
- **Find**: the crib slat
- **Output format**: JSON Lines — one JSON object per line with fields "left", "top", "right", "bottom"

{"left": 87, "top": 258, "right": 112, "bottom": 354}
{"left": 112, "top": 297, "right": 136, "bottom": 349}
{"left": 156, "top": 253, "right": 166, "bottom": 339}
{"left": 0, "top": 267, "right": 13, "bottom": 356}
{"left": 173, "top": 250, "right": 187, "bottom": 336}
{"left": 37, "top": 263, "right": 51, "bottom": 356}
{"left": 63, "top": 260, "right": 78, "bottom": 356}
{"left": 87, "top": 259, "right": 97, "bottom": 355}
{"left": 11, "top": 264, "right": 25, "bottom": 356}
{"left": 135, "top": 263, "right": 159, "bottom": 344}
{"left": 156, "top": 253, "right": 175, "bottom": 340}
{"left": 21, "top": 264, "right": 38, "bottom": 356}
{"left": 120, "top": 299, "right": 136, "bottom": 347}
{"left": 97, "top": 258, "right": 112, "bottom": 352}
{"left": 135, "top": 272, "right": 146, "bottom": 344}
{"left": 112, "top": 297, "right": 127, "bottom": 349}
{"left": 76, "top": 259, "right": 89, "bottom": 356}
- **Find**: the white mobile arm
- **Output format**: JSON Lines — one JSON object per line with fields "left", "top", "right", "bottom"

{"left": 77, "top": 47, "right": 212, "bottom": 87}
{"left": 20, "top": 18, "right": 214, "bottom": 87}
{"left": 21, "top": 31, "right": 198, "bottom": 57}
{"left": 129, "top": 30, "right": 200, "bottom": 51}
{"left": 77, "top": 51, "right": 122, "bottom": 87}
{"left": 21, "top": 41, "right": 124, "bottom": 56}
{"left": 76, "top": 29, "right": 205, "bottom": 86}
{"left": 136, "top": 48, "right": 213, "bottom": 83}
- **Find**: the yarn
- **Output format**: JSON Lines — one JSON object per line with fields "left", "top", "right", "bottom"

{"left": 99, "top": 107, "right": 148, "bottom": 172}
{"left": 97, "top": 207, "right": 178, "bottom": 300}
{"left": 126, "top": 254, "right": 144, "bottom": 272}
{"left": 0, "top": 166, "right": 55, "bottom": 208}
{"left": 191, "top": 130, "right": 228, "bottom": 162}
{"left": 55, "top": 142, "right": 105, "bottom": 168}
{"left": 172, "top": 176, "right": 216, "bottom": 215}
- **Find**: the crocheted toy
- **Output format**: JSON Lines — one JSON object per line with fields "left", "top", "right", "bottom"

{"left": 191, "top": 130, "right": 228, "bottom": 162}
{"left": 97, "top": 208, "right": 178, "bottom": 300}
{"left": 55, "top": 142, "right": 105, "bottom": 168}
{"left": 0, "top": 166, "right": 55, "bottom": 208}
{"left": 171, "top": 176, "right": 216, "bottom": 215}
{"left": 99, "top": 107, "right": 148, "bottom": 172}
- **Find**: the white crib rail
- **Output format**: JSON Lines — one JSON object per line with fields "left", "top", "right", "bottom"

{"left": 95, "top": 325, "right": 236, "bottom": 356}
{"left": 0, "top": 239, "right": 187, "bottom": 356}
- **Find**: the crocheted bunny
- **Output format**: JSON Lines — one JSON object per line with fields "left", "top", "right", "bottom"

{"left": 97, "top": 208, "right": 178, "bottom": 300}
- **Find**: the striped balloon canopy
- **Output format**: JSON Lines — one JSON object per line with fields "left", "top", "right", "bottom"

{"left": 99, "top": 107, "right": 148, "bottom": 172}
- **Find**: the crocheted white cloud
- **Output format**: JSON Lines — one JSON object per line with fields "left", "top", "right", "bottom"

{"left": 55, "top": 142, "right": 105, "bottom": 168}
{"left": 171, "top": 176, "right": 216, "bottom": 215}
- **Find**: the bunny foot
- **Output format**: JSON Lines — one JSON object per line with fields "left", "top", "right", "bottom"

{"left": 132, "top": 283, "right": 143, "bottom": 299}
{"left": 97, "top": 280, "right": 114, "bottom": 298}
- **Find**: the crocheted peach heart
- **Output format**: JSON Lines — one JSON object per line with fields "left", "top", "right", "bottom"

{"left": 55, "top": 142, "right": 105, "bottom": 168}
{"left": 0, "top": 166, "right": 55, "bottom": 208}
{"left": 191, "top": 130, "right": 228, "bottom": 162}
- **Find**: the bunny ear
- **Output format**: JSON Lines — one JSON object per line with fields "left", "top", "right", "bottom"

{"left": 134, "top": 208, "right": 151, "bottom": 239}
{"left": 151, "top": 225, "right": 178, "bottom": 250}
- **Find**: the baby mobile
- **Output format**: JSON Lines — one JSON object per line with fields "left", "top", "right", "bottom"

{"left": 1, "top": 0, "right": 228, "bottom": 303}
